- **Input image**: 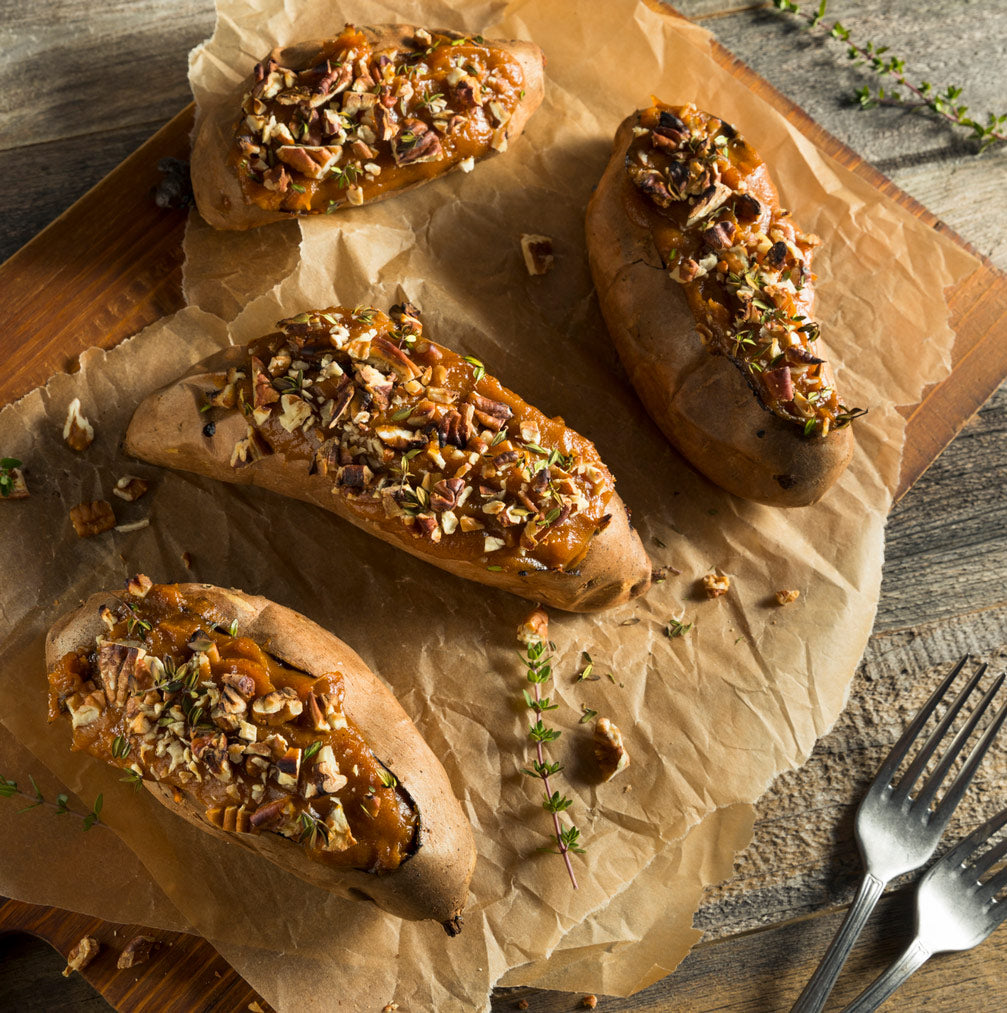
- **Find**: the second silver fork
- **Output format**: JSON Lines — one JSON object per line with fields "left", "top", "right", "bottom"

{"left": 792, "top": 656, "right": 1007, "bottom": 1013}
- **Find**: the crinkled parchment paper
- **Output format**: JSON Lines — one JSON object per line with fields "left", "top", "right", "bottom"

{"left": 0, "top": 0, "right": 980, "bottom": 1009}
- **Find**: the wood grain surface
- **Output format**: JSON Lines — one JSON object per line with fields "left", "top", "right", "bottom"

{"left": 2, "top": 1, "right": 1007, "bottom": 1011}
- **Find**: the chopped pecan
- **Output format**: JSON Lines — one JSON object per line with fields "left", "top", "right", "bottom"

{"left": 373, "top": 104, "right": 398, "bottom": 141}
{"left": 686, "top": 182, "right": 732, "bottom": 225}
{"left": 313, "top": 59, "right": 352, "bottom": 100}
{"left": 67, "top": 689, "right": 106, "bottom": 729}
{"left": 702, "top": 573, "right": 731, "bottom": 598}
{"left": 116, "top": 935, "right": 157, "bottom": 970}
{"left": 261, "top": 163, "right": 291, "bottom": 193}
{"left": 370, "top": 335, "right": 422, "bottom": 379}
{"left": 785, "top": 345, "right": 824, "bottom": 366}
{"left": 63, "top": 398, "right": 95, "bottom": 452}
{"left": 594, "top": 717, "right": 630, "bottom": 781}
{"left": 703, "top": 220, "right": 736, "bottom": 250}
{"left": 429, "top": 477, "right": 465, "bottom": 512}
{"left": 734, "top": 192, "right": 762, "bottom": 223}
{"left": 765, "top": 240, "right": 788, "bottom": 268}
{"left": 320, "top": 802, "right": 356, "bottom": 852}
{"left": 392, "top": 124, "right": 443, "bottom": 166}
{"left": 63, "top": 935, "right": 100, "bottom": 977}
{"left": 628, "top": 167, "right": 673, "bottom": 207}
{"left": 775, "top": 588, "right": 800, "bottom": 605}
{"left": 453, "top": 74, "right": 482, "bottom": 108}
{"left": 251, "top": 356, "right": 280, "bottom": 408}
{"left": 221, "top": 672, "right": 256, "bottom": 700}
{"left": 274, "top": 745, "right": 302, "bottom": 788}
{"left": 113, "top": 476, "right": 150, "bottom": 502}
{"left": 762, "top": 366, "right": 794, "bottom": 403}
{"left": 307, "top": 744, "right": 347, "bottom": 797}
{"left": 276, "top": 145, "right": 341, "bottom": 179}
{"left": 125, "top": 573, "right": 153, "bottom": 597}
{"left": 467, "top": 392, "right": 512, "bottom": 432}
{"left": 98, "top": 642, "right": 149, "bottom": 706}
{"left": 517, "top": 606, "right": 549, "bottom": 647}
{"left": 414, "top": 514, "right": 440, "bottom": 541}
{"left": 69, "top": 499, "right": 115, "bottom": 537}
{"left": 249, "top": 797, "right": 293, "bottom": 830}
{"left": 251, "top": 686, "right": 303, "bottom": 724}
{"left": 520, "top": 234, "right": 554, "bottom": 276}
{"left": 337, "top": 463, "right": 373, "bottom": 489}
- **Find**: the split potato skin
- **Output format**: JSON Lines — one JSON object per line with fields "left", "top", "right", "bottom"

{"left": 124, "top": 341, "right": 651, "bottom": 613}
{"left": 46, "top": 584, "right": 476, "bottom": 929}
{"left": 586, "top": 112, "right": 853, "bottom": 507}
{"left": 191, "top": 24, "right": 545, "bottom": 230}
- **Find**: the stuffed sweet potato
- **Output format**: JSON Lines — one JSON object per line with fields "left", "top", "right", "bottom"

{"left": 192, "top": 23, "right": 544, "bottom": 229}
{"left": 586, "top": 101, "right": 862, "bottom": 506}
{"left": 124, "top": 305, "right": 651, "bottom": 612}
{"left": 46, "top": 578, "right": 476, "bottom": 930}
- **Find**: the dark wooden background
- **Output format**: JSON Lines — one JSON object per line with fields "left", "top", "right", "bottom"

{"left": 2, "top": 1, "right": 1006, "bottom": 1009}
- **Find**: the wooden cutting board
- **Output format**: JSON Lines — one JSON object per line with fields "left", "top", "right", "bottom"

{"left": 2, "top": 25, "right": 1006, "bottom": 1013}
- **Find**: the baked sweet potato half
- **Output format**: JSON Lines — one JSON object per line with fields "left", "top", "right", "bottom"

{"left": 586, "top": 101, "right": 862, "bottom": 506}
{"left": 191, "top": 23, "right": 544, "bottom": 229}
{"left": 124, "top": 305, "right": 651, "bottom": 612}
{"left": 46, "top": 578, "right": 475, "bottom": 930}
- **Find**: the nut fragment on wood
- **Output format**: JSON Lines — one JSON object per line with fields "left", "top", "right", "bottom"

{"left": 63, "top": 398, "right": 95, "bottom": 451}
{"left": 70, "top": 499, "right": 116, "bottom": 537}
{"left": 702, "top": 572, "right": 730, "bottom": 599}
{"left": 517, "top": 605, "right": 549, "bottom": 646}
{"left": 594, "top": 717, "right": 630, "bottom": 781}
{"left": 582, "top": 997, "right": 599, "bottom": 1009}
{"left": 775, "top": 588, "right": 800, "bottom": 605}
{"left": 113, "top": 475, "right": 150, "bottom": 501}
{"left": 116, "top": 934, "right": 157, "bottom": 969}
{"left": 519, "top": 233, "right": 555, "bottom": 276}
{"left": 63, "top": 935, "right": 100, "bottom": 977}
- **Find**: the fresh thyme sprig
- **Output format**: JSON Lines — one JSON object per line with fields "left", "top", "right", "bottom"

{"left": 518, "top": 613, "right": 584, "bottom": 889}
{"left": 1, "top": 774, "right": 104, "bottom": 830}
{"left": 772, "top": 0, "right": 1007, "bottom": 152}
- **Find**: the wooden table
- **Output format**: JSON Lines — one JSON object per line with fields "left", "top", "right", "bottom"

{"left": 2, "top": 1, "right": 1006, "bottom": 1009}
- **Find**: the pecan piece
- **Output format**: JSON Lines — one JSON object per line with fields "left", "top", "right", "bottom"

{"left": 251, "top": 686, "right": 303, "bottom": 724}
{"left": 117, "top": 935, "right": 157, "bottom": 970}
{"left": 762, "top": 366, "right": 794, "bottom": 403}
{"left": 337, "top": 463, "right": 373, "bottom": 489}
{"left": 221, "top": 672, "right": 256, "bottom": 700}
{"left": 261, "top": 164, "right": 291, "bottom": 193}
{"left": 686, "top": 182, "right": 732, "bottom": 226}
{"left": 113, "top": 476, "right": 150, "bottom": 502}
{"left": 63, "top": 935, "right": 100, "bottom": 977}
{"left": 251, "top": 356, "right": 280, "bottom": 409}
{"left": 249, "top": 797, "right": 293, "bottom": 830}
{"left": 594, "top": 717, "right": 630, "bottom": 781}
{"left": 467, "top": 392, "right": 512, "bottom": 432}
{"left": 98, "top": 642, "right": 149, "bottom": 706}
{"left": 205, "top": 803, "right": 252, "bottom": 833}
{"left": 517, "top": 606, "right": 549, "bottom": 647}
{"left": 628, "top": 167, "right": 673, "bottom": 207}
{"left": 703, "top": 220, "right": 736, "bottom": 251}
{"left": 429, "top": 477, "right": 465, "bottom": 512}
{"left": 520, "top": 234, "right": 554, "bottom": 277}
{"left": 734, "top": 192, "right": 762, "bottom": 223}
{"left": 392, "top": 122, "right": 443, "bottom": 166}
{"left": 70, "top": 499, "right": 115, "bottom": 537}
{"left": 775, "top": 588, "right": 800, "bottom": 606}
{"left": 63, "top": 398, "right": 95, "bottom": 451}
{"left": 702, "top": 573, "right": 731, "bottom": 598}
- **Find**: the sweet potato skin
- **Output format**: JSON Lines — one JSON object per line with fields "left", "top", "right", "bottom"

{"left": 586, "top": 114, "right": 853, "bottom": 507}
{"left": 45, "top": 584, "right": 476, "bottom": 927}
{"left": 191, "top": 25, "right": 546, "bottom": 231}
{"left": 123, "top": 346, "right": 651, "bottom": 613}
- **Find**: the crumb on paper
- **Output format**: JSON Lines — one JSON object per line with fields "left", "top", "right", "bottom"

{"left": 181, "top": 550, "right": 193, "bottom": 569}
{"left": 116, "top": 934, "right": 157, "bottom": 969}
{"left": 247, "top": 1002, "right": 266, "bottom": 1013}
{"left": 63, "top": 397, "right": 95, "bottom": 452}
{"left": 63, "top": 935, "right": 100, "bottom": 977}
{"left": 113, "top": 475, "right": 150, "bottom": 502}
{"left": 519, "top": 233, "right": 554, "bottom": 276}
{"left": 70, "top": 499, "right": 116, "bottom": 537}
{"left": 114, "top": 518, "right": 150, "bottom": 534}
{"left": 517, "top": 605, "right": 549, "bottom": 646}
{"left": 594, "top": 717, "right": 630, "bottom": 781}
{"left": 582, "top": 996, "right": 599, "bottom": 1009}
{"left": 702, "top": 572, "right": 730, "bottom": 598}
{"left": 775, "top": 588, "right": 800, "bottom": 605}
{"left": 516, "top": 1001, "right": 529, "bottom": 1010}
{"left": 382, "top": 1004, "right": 399, "bottom": 1012}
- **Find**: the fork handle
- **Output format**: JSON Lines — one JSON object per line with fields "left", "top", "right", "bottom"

{"left": 791, "top": 872, "right": 886, "bottom": 1013}
{"left": 840, "top": 938, "right": 931, "bottom": 1012}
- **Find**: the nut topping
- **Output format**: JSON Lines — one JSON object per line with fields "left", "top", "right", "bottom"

{"left": 519, "top": 233, "right": 555, "bottom": 276}
{"left": 113, "top": 476, "right": 150, "bottom": 502}
{"left": 63, "top": 398, "right": 95, "bottom": 452}
{"left": 702, "top": 572, "right": 731, "bottom": 599}
{"left": 69, "top": 499, "right": 116, "bottom": 538}
{"left": 63, "top": 936, "right": 100, "bottom": 977}
{"left": 251, "top": 686, "right": 303, "bottom": 724}
{"left": 594, "top": 717, "right": 630, "bottom": 781}
{"left": 117, "top": 936, "right": 157, "bottom": 970}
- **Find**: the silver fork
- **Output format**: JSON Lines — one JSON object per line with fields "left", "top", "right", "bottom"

{"left": 792, "top": 656, "right": 1007, "bottom": 1013}
{"left": 841, "top": 805, "right": 1007, "bottom": 1011}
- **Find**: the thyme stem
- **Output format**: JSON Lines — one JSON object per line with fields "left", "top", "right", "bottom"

{"left": 772, "top": 0, "right": 1007, "bottom": 151}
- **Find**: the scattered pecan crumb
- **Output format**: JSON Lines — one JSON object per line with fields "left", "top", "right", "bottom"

{"left": 63, "top": 398, "right": 95, "bottom": 452}
{"left": 126, "top": 573, "right": 153, "bottom": 597}
{"left": 594, "top": 717, "right": 630, "bottom": 781}
{"left": 702, "top": 573, "right": 730, "bottom": 598}
{"left": 63, "top": 935, "right": 100, "bottom": 977}
{"left": 247, "top": 1002, "right": 266, "bottom": 1013}
{"left": 582, "top": 997, "right": 599, "bottom": 1009}
{"left": 517, "top": 605, "right": 549, "bottom": 646}
{"left": 775, "top": 588, "right": 800, "bottom": 605}
{"left": 70, "top": 499, "right": 116, "bottom": 538}
{"left": 520, "top": 233, "right": 554, "bottom": 276}
{"left": 516, "top": 1002, "right": 530, "bottom": 1011}
{"left": 114, "top": 518, "right": 150, "bottom": 534}
{"left": 116, "top": 934, "right": 157, "bottom": 969}
{"left": 181, "top": 550, "right": 193, "bottom": 569}
{"left": 382, "top": 1005, "right": 399, "bottom": 1012}
{"left": 113, "top": 475, "right": 150, "bottom": 502}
